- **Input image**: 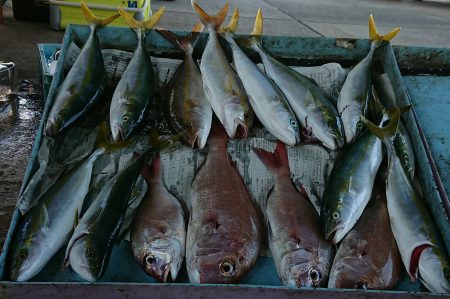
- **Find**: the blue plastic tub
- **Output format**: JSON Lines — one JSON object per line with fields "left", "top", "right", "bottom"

{"left": 2, "top": 25, "right": 450, "bottom": 298}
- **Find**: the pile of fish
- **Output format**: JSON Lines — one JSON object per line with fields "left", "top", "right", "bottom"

{"left": 6, "top": 0, "right": 450, "bottom": 295}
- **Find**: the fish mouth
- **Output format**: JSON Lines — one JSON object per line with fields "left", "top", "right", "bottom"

{"left": 234, "top": 119, "right": 248, "bottom": 139}
{"left": 189, "top": 130, "right": 208, "bottom": 150}
{"left": 45, "top": 120, "right": 56, "bottom": 137}
{"left": 325, "top": 225, "right": 344, "bottom": 244}
{"left": 111, "top": 123, "right": 125, "bottom": 142}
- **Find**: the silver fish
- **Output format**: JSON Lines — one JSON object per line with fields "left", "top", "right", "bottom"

{"left": 338, "top": 15, "right": 400, "bottom": 143}
{"left": 223, "top": 8, "right": 300, "bottom": 146}
{"left": 191, "top": 0, "right": 252, "bottom": 139}
{"left": 363, "top": 109, "right": 450, "bottom": 292}
{"left": 251, "top": 9, "right": 343, "bottom": 150}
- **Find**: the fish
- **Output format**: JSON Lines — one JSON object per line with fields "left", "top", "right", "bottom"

{"left": 64, "top": 137, "right": 173, "bottom": 282}
{"left": 8, "top": 125, "right": 115, "bottom": 281}
{"left": 372, "top": 76, "right": 415, "bottom": 179}
{"left": 418, "top": 246, "right": 450, "bottom": 293}
{"left": 45, "top": 2, "right": 119, "bottom": 136}
{"left": 328, "top": 178, "right": 402, "bottom": 290}
{"left": 191, "top": 0, "right": 252, "bottom": 139}
{"left": 222, "top": 8, "right": 300, "bottom": 146}
{"left": 250, "top": 9, "right": 343, "bottom": 150}
{"left": 117, "top": 175, "right": 147, "bottom": 240}
{"left": 186, "top": 124, "right": 262, "bottom": 283}
{"left": 337, "top": 15, "right": 400, "bottom": 144}
{"left": 363, "top": 109, "right": 450, "bottom": 292}
{"left": 130, "top": 153, "right": 186, "bottom": 282}
{"left": 320, "top": 115, "right": 384, "bottom": 244}
{"left": 157, "top": 24, "right": 212, "bottom": 149}
{"left": 253, "top": 141, "right": 334, "bottom": 287}
{"left": 109, "top": 7, "right": 165, "bottom": 141}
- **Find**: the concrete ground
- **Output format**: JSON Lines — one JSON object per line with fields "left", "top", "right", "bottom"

{"left": 0, "top": 0, "right": 450, "bottom": 251}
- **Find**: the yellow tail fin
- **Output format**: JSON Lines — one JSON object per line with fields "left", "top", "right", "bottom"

{"left": 220, "top": 6, "right": 239, "bottom": 34}
{"left": 362, "top": 108, "right": 400, "bottom": 140}
{"left": 119, "top": 6, "right": 165, "bottom": 32}
{"left": 250, "top": 8, "right": 263, "bottom": 36}
{"left": 95, "top": 122, "right": 133, "bottom": 152}
{"left": 191, "top": 0, "right": 229, "bottom": 31}
{"left": 368, "top": 14, "right": 400, "bottom": 43}
{"left": 81, "top": 1, "right": 119, "bottom": 28}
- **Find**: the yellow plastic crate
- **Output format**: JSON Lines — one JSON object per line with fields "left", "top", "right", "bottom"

{"left": 49, "top": 0, "right": 151, "bottom": 30}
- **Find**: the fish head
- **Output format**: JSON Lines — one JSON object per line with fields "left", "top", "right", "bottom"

{"left": 321, "top": 199, "right": 350, "bottom": 244}
{"left": 280, "top": 251, "right": 329, "bottom": 288}
{"left": 189, "top": 252, "right": 246, "bottom": 284}
{"left": 136, "top": 238, "right": 184, "bottom": 282}
{"left": 9, "top": 241, "right": 43, "bottom": 282}
{"left": 45, "top": 108, "right": 69, "bottom": 136}
{"left": 9, "top": 211, "right": 49, "bottom": 281}
{"left": 110, "top": 112, "right": 135, "bottom": 142}
{"left": 68, "top": 235, "right": 103, "bottom": 282}
{"left": 328, "top": 255, "right": 376, "bottom": 289}
{"left": 182, "top": 122, "right": 210, "bottom": 150}
{"left": 340, "top": 104, "right": 365, "bottom": 144}
{"left": 222, "top": 99, "right": 249, "bottom": 138}
{"left": 309, "top": 108, "right": 344, "bottom": 150}
{"left": 280, "top": 116, "right": 300, "bottom": 146}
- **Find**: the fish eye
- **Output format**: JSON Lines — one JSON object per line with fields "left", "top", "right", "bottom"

{"left": 219, "top": 260, "right": 235, "bottom": 277}
{"left": 290, "top": 119, "right": 297, "bottom": 127}
{"left": 85, "top": 248, "right": 95, "bottom": 259}
{"left": 58, "top": 111, "right": 66, "bottom": 117}
{"left": 123, "top": 116, "right": 129, "bottom": 122}
{"left": 309, "top": 268, "right": 321, "bottom": 283}
{"left": 17, "top": 250, "right": 28, "bottom": 261}
{"left": 184, "top": 123, "right": 192, "bottom": 129}
{"left": 144, "top": 254, "right": 156, "bottom": 266}
{"left": 354, "top": 281, "right": 368, "bottom": 289}
{"left": 332, "top": 212, "right": 340, "bottom": 220}
{"left": 403, "top": 155, "right": 409, "bottom": 164}
{"left": 356, "top": 121, "right": 364, "bottom": 129}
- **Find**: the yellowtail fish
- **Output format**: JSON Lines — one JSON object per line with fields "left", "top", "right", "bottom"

{"left": 157, "top": 23, "right": 212, "bottom": 149}
{"left": 338, "top": 15, "right": 400, "bottom": 144}
{"left": 45, "top": 2, "right": 119, "bottom": 136}
{"left": 223, "top": 8, "right": 300, "bottom": 146}
{"left": 251, "top": 9, "right": 343, "bottom": 150}
{"left": 363, "top": 110, "right": 450, "bottom": 293}
{"left": 191, "top": 0, "right": 253, "bottom": 139}
{"left": 109, "top": 7, "right": 165, "bottom": 141}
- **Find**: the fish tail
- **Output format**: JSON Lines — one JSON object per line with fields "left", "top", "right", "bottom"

{"left": 119, "top": 6, "right": 165, "bottom": 33}
{"left": 252, "top": 141, "right": 290, "bottom": 176}
{"left": 81, "top": 1, "right": 119, "bottom": 29}
{"left": 156, "top": 22, "right": 204, "bottom": 54}
{"left": 368, "top": 14, "right": 400, "bottom": 45}
{"left": 95, "top": 122, "right": 133, "bottom": 152}
{"left": 149, "top": 152, "right": 161, "bottom": 179}
{"left": 248, "top": 8, "right": 263, "bottom": 49}
{"left": 207, "top": 122, "right": 229, "bottom": 147}
{"left": 220, "top": 6, "right": 239, "bottom": 34}
{"left": 191, "top": 0, "right": 229, "bottom": 31}
{"left": 362, "top": 108, "right": 400, "bottom": 142}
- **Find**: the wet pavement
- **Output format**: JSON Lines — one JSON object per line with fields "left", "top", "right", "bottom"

{"left": 0, "top": 82, "right": 43, "bottom": 248}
